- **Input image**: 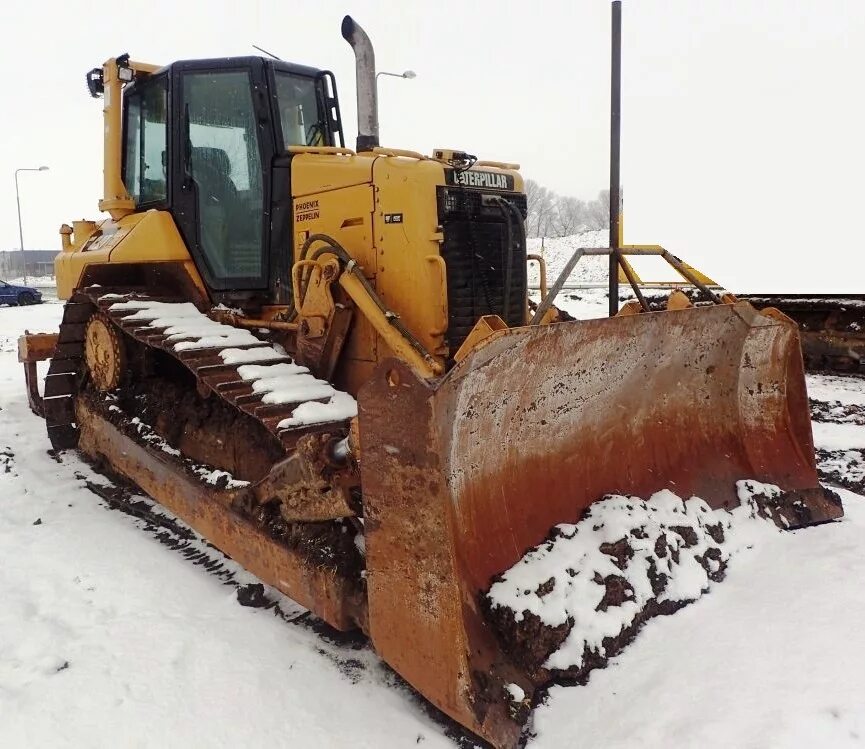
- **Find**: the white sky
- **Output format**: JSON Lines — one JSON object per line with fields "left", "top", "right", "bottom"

{"left": 1, "top": 0, "right": 863, "bottom": 292}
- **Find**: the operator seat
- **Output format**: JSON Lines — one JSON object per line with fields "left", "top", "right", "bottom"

{"left": 191, "top": 146, "right": 237, "bottom": 275}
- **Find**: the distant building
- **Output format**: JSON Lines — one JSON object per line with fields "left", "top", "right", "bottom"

{"left": 0, "top": 250, "right": 57, "bottom": 279}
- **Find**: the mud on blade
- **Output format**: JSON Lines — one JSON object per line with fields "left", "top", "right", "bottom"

{"left": 358, "top": 301, "right": 842, "bottom": 749}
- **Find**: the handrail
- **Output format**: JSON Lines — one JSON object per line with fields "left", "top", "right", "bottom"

{"left": 287, "top": 146, "right": 356, "bottom": 156}
{"left": 474, "top": 159, "right": 520, "bottom": 170}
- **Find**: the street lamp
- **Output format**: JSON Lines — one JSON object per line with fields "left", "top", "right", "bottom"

{"left": 14, "top": 165, "right": 49, "bottom": 285}
{"left": 375, "top": 71, "right": 416, "bottom": 143}
{"left": 376, "top": 70, "right": 417, "bottom": 81}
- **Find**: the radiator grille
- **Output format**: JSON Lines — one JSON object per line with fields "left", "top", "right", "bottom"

{"left": 436, "top": 187, "right": 528, "bottom": 357}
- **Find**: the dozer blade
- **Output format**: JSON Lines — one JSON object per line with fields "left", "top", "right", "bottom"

{"left": 357, "top": 301, "right": 841, "bottom": 749}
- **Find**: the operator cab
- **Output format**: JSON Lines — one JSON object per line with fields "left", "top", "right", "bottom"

{"left": 117, "top": 56, "right": 344, "bottom": 296}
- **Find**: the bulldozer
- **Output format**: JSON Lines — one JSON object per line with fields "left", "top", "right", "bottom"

{"left": 17, "top": 8, "right": 842, "bottom": 748}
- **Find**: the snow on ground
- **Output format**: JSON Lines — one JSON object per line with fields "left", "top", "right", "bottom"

{"left": 3, "top": 302, "right": 865, "bottom": 748}
{"left": 527, "top": 230, "right": 610, "bottom": 286}
{"left": 808, "top": 374, "right": 865, "bottom": 407}
{"left": 812, "top": 421, "right": 865, "bottom": 450}
{"left": 2, "top": 275, "right": 56, "bottom": 289}
{"left": 531, "top": 488, "right": 865, "bottom": 749}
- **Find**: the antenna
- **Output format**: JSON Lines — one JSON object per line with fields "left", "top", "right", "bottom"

{"left": 252, "top": 44, "right": 282, "bottom": 60}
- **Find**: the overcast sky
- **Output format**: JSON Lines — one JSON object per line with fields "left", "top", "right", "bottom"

{"left": 1, "top": 0, "right": 862, "bottom": 291}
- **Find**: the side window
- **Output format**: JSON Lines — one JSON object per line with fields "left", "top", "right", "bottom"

{"left": 123, "top": 76, "right": 167, "bottom": 204}
{"left": 274, "top": 73, "right": 325, "bottom": 147}
{"left": 183, "top": 70, "right": 264, "bottom": 280}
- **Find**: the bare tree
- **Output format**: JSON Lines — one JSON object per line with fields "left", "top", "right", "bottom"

{"left": 584, "top": 189, "right": 611, "bottom": 230}
{"left": 554, "top": 196, "right": 587, "bottom": 236}
{"left": 524, "top": 179, "right": 542, "bottom": 217}
{"left": 526, "top": 183, "right": 556, "bottom": 238}
{"left": 523, "top": 180, "right": 608, "bottom": 237}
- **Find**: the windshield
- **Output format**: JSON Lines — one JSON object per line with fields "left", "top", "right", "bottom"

{"left": 274, "top": 73, "right": 326, "bottom": 147}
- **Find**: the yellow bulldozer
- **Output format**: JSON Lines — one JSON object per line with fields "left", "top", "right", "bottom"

{"left": 17, "top": 9, "right": 841, "bottom": 748}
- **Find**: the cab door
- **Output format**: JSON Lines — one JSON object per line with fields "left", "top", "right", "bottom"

{"left": 171, "top": 59, "right": 276, "bottom": 298}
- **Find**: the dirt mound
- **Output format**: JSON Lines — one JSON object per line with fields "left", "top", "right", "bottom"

{"left": 482, "top": 481, "right": 839, "bottom": 687}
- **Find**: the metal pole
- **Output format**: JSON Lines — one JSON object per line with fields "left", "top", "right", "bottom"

{"left": 14, "top": 170, "right": 26, "bottom": 285}
{"left": 13, "top": 166, "right": 48, "bottom": 285}
{"left": 608, "top": 0, "right": 622, "bottom": 317}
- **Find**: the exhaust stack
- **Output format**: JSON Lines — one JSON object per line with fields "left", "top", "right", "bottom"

{"left": 341, "top": 16, "right": 379, "bottom": 152}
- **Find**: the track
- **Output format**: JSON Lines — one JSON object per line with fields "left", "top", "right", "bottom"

{"left": 644, "top": 290, "right": 865, "bottom": 374}
{"left": 39, "top": 288, "right": 367, "bottom": 630}
{"left": 738, "top": 294, "right": 865, "bottom": 373}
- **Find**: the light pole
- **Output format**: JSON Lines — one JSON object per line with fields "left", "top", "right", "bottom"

{"left": 375, "top": 71, "right": 416, "bottom": 144}
{"left": 14, "top": 165, "right": 49, "bottom": 285}
{"left": 376, "top": 70, "right": 417, "bottom": 82}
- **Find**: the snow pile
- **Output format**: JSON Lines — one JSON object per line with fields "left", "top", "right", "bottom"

{"left": 485, "top": 481, "right": 786, "bottom": 677}
{"left": 108, "top": 299, "right": 357, "bottom": 429}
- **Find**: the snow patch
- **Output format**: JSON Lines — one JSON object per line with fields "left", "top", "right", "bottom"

{"left": 220, "top": 347, "right": 286, "bottom": 365}
{"left": 277, "top": 391, "right": 358, "bottom": 429}
{"left": 505, "top": 683, "right": 525, "bottom": 702}
{"left": 812, "top": 421, "right": 865, "bottom": 451}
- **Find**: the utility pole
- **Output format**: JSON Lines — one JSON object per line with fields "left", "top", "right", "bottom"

{"left": 608, "top": 0, "right": 622, "bottom": 317}
{"left": 14, "top": 165, "right": 49, "bottom": 285}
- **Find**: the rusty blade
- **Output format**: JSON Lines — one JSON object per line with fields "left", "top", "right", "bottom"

{"left": 439, "top": 300, "right": 840, "bottom": 591}
{"left": 358, "top": 301, "right": 841, "bottom": 749}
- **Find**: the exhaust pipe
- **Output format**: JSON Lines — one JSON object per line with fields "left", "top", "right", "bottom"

{"left": 341, "top": 15, "right": 379, "bottom": 152}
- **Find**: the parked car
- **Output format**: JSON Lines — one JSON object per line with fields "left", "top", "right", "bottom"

{"left": 0, "top": 280, "right": 43, "bottom": 306}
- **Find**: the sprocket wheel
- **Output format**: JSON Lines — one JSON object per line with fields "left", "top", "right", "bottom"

{"left": 84, "top": 313, "right": 126, "bottom": 391}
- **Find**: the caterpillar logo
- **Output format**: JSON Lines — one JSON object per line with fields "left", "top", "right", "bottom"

{"left": 446, "top": 169, "right": 514, "bottom": 191}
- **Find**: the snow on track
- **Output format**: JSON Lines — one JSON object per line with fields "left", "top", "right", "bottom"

{"left": 109, "top": 299, "right": 358, "bottom": 428}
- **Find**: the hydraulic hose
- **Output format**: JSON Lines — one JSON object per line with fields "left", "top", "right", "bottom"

{"left": 496, "top": 199, "right": 515, "bottom": 323}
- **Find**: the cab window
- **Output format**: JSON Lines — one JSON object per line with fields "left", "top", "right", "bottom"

{"left": 182, "top": 69, "right": 264, "bottom": 280}
{"left": 123, "top": 75, "right": 168, "bottom": 205}
{"left": 274, "top": 73, "right": 326, "bottom": 147}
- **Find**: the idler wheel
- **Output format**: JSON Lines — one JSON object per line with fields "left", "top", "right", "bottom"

{"left": 84, "top": 313, "right": 125, "bottom": 391}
